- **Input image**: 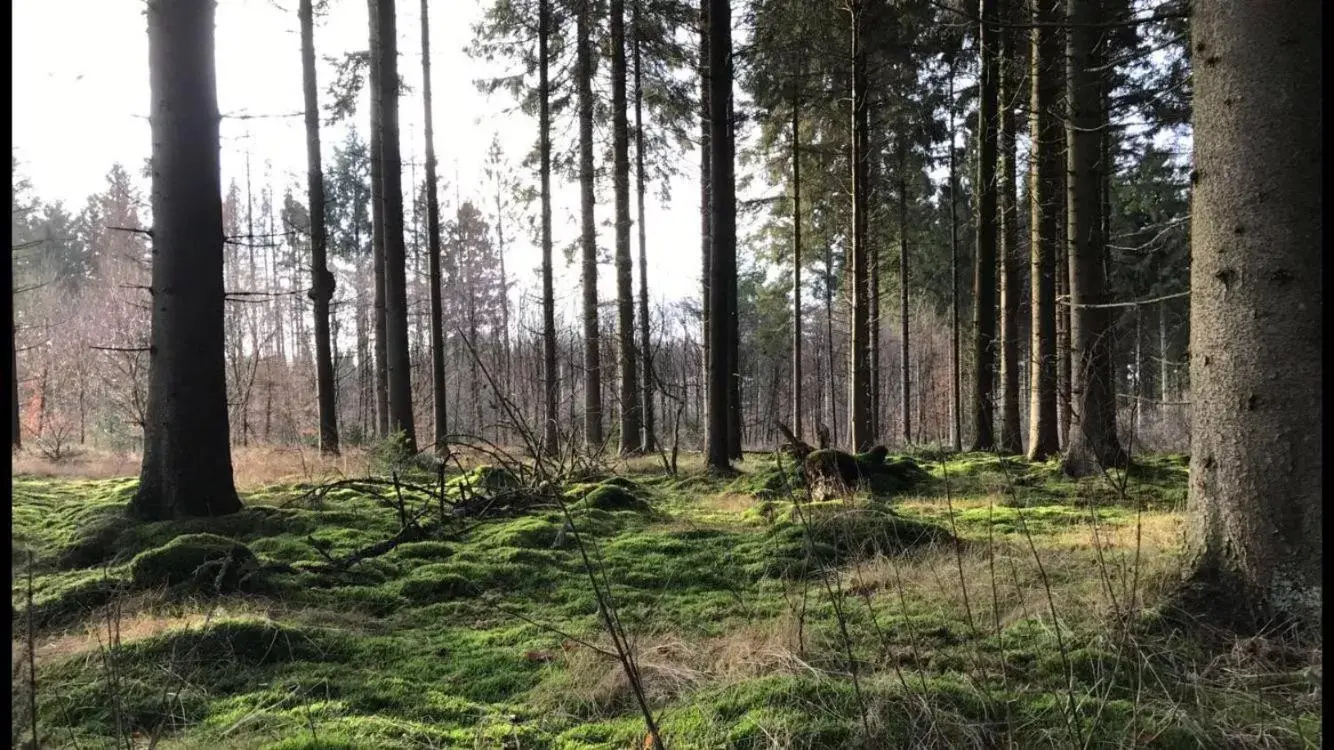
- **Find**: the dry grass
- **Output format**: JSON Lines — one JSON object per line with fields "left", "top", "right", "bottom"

{"left": 540, "top": 614, "right": 813, "bottom": 714}
{"left": 844, "top": 509, "right": 1186, "bottom": 631}
{"left": 11, "top": 445, "right": 376, "bottom": 490}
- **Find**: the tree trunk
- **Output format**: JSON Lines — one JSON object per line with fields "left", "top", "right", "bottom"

{"left": 372, "top": 0, "right": 417, "bottom": 453}
{"left": 1062, "top": 0, "right": 1124, "bottom": 476}
{"left": 970, "top": 0, "right": 999, "bottom": 452}
{"left": 790, "top": 83, "right": 803, "bottom": 441}
{"left": 633, "top": 5, "right": 656, "bottom": 453}
{"left": 726, "top": 97, "right": 743, "bottom": 460}
{"left": 824, "top": 220, "right": 838, "bottom": 444}
{"left": 368, "top": 3, "right": 390, "bottom": 439}
{"left": 611, "top": 0, "right": 641, "bottom": 455}
{"left": 539, "top": 0, "right": 559, "bottom": 456}
{"left": 577, "top": 0, "right": 602, "bottom": 450}
{"left": 847, "top": 0, "right": 872, "bottom": 452}
{"left": 11, "top": 326, "right": 19, "bottom": 451}
{"left": 134, "top": 0, "right": 241, "bottom": 519}
{"left": 1025, "top": 0, "right": 1061, "bottom": 461}
{"left": 704, "top": 0, "right": 735, "bottom": 471}
{"left": 698, "top": 0, "right": 712, "bottom": 453}
{"left": 420, "top": 0, "right": 448, "bottom": 453}
{"left": 996, "top": 0, "right": 1022, "bottom": 455}
{"left": 947, "top": 50, "right": 962, "bottom": 452}
{"left": 1181, "top": 0, "right": 1321, "bottom": 633}
{"left": 898, "top": 155, "right": 910, "bottom": 447}
{"left": 300, "top": 0, "right": 339, "bottom": 455}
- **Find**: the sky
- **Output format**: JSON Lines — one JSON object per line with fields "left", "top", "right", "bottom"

{"left": 12, "top": 0, "right": 709, "bottom": 320}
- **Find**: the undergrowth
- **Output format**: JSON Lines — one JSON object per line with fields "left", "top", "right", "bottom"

{"left": 10, "top": 450, "right": 1318, "bottom": 749}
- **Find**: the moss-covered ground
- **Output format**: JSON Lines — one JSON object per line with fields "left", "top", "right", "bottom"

{"left": 10, "top": 450, "right": 1319, "bottom": 748}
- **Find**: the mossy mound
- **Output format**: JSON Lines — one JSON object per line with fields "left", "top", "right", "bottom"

{"left": 577, "top": 483, "right": 650, "bottom": 512}
{"left": 803, "top": 448, "right": 934, "bottom": 497}
{"left": 22, "top": 571, "right": 127, "bottom": 630}
{"left": 58, "top": 505, "right": 312, "bottom": 571}
{"left": 129, "top": 533, "right": 259, "bottom": 592}
{"left": 742, "top": 504, "right": 953, "bottom": 578}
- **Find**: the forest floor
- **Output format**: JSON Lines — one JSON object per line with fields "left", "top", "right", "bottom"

{"left": 10, "top": 445, "right": 1321, "bottom": 749}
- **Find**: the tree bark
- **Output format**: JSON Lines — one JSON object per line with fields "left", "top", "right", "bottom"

{"left": 970, "top": 0, "right": 999, "bottom": 452}
{"left": 898, "top": 154, "right": 910, "bottom": 447}
{"left": 1061, "top": 0, "right": 1124, "bottom": 476}
{"left": 134, "top": 0, "right": 241, "bottom": 519}
{"left": 367, "top": 2, "right": 390, "bottom": 439}
{"left": 699, "top": 0, "right": 712, "bottom": 453}
{"left": 577, "top": 0, "right": 603, "bottom": 450}
{"left": 790, "top": 82, "right": 803, "bottom": 442}
{"left": 847, "top": 0, "right": 872, "bottom": 452}
{"left": 1180, "top": 0, "right": 1321, "bottom": 633}
{"left": 947, "top": 50, "right": 962, "bottom": 452}
{"left": 300, "top": 0, "right": 339, "bottom": 456}
{"left": 996, "top": 0, "right": 1023, "bottom": 455}
{"left": 372, "top": 0, "right": 417, "bottom": 453}
{"left": 1025, "top": 0, "right": 1061, "bottom": 461}
{"left": 11, "top": 325, "right": 19, "bottom": 451}
{"left": 633, "top": 4, "right": 656, "bottom": 453}
{"left": 539, "top": 0, "right": 559, "bottom": 456}
{"left": 611, "top": 0, "right": 641, "bottom": 455}
{"left": 420, "top": 0, "right": 448, "bottom": 453}
{"left": 704, "top": 0, "right": 735, "bottom": 471}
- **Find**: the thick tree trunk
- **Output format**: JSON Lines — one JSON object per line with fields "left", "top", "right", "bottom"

{"left": 611, "top": 0, "right": 641, "bottom": 454}
{"left": 704, "top": 0, "right": 735, "bottom": 471}
{"left": 300, "top": 0, "right": 339, "bottom": 456}
{"left": 1062, "top": 0, "right": 1124, "bottom": 476}
{"left": 996, "top": 0, "right": 1022, "bottom": 455}
{"left": 134, "top": 0, "right": 241, "bottom": 519}
{"left": 373, "top": 0, "right": 417, "bottom": 453}
{"left": 420, "top": 0, "right": 448, "bottom": 453}
{"left": 847, "top": 0, "right": 872, "bottom": 452}
{"left": 1180, "top": 0, "right": 1321, "bottom": 633}
{"left": 577, "top": 0, "right": 603, "bottom": 450}
{"left": 970, "top": 0, "right": 999, "bottom": 452}
{"left": 698, "top": 0, "right": 712, "bottom": 452}
{"left": 539, "top": 0, "right": 559, "bottom": 456}
{"left": 367, "top": 3, "right": 390, "bottom": 439}
{"left": 633, "top": 6, "right": 656, "bottom": 453}
{"left": 1026, "top": 0, "right": 1061, "bottom": 461}
{"left": 790, "top": 85, "right": 803, "bottom": 441}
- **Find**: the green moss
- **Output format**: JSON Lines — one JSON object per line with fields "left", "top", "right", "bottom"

{"left": 129, "top": 533, "right": 258, "bottom": 591}
{"left": 577, "top": 484, "right": 650, "bottom": 512}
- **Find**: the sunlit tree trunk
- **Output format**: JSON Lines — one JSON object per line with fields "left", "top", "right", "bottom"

{"left": 1182, "top": 0, "right": 1321, "bottom": 633}
{"left": 1025, "top": 0, "right": 1061, "bottom": 460}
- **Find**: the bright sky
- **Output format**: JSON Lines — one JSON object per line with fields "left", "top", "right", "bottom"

{"left": 12, "top": 0, "right": 707, "bottom": 318}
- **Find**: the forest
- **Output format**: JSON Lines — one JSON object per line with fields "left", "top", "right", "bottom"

{"left": 10, "top": 0, "right": 1320, "bottom": 748}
